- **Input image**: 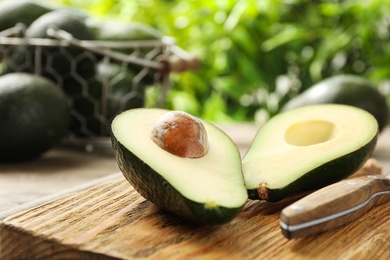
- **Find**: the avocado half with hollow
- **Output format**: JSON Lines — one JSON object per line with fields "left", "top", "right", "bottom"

{"left": 281, "top": 75, "right": 389, "bottom": 132}
{"left": 111, "top": 108, "right": 248, "bottom": 224}
{"left": 243, "top": 104, "right": 378, "bottom": 202}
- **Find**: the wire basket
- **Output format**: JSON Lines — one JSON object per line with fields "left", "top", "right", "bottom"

{"left": 0, "top": 24, "right": 199, "bottom": 152}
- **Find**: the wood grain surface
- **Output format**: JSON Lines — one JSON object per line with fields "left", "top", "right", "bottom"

{"left": 1, "top": 166, "right": 389, "bottom": 260}
{"left": 0, "top": 124, "right": 258, "bottom": 214}
{"left": 0, "top": 147, "right": 120, "bottom": 213}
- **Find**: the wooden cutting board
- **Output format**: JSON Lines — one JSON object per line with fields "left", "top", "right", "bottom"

{"left": 0, "top": 159, "right": 389, "bottom": 260}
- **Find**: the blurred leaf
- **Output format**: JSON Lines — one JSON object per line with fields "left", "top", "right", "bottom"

{"left": 168, "top": 90, "right": 201, "bottom": 116}
{"left": 201, "top": 92, "right": 232, "bottom": 122}
{"left": 261, "top": 25, "right": 306, "bottom": 52}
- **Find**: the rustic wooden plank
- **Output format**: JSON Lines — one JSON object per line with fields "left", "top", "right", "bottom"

{"left": 0, "top": 147, "right": 120, "bottom": 213}
{"left": 1, "top": 167, "right": 389, "bottom": 260}
{"left": 0, "top": 123, "right": 257, "bottom": 214}
{"left": 0, "top": 172, "right": 123, "bottom": 221}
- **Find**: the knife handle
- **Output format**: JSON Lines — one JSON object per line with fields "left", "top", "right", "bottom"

{"left": 280, "top": 174, "right": 390, "bottom": 239}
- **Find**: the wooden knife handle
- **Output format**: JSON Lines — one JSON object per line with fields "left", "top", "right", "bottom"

{"left": 280, "top": 174, "right": 390, "bottom": 239}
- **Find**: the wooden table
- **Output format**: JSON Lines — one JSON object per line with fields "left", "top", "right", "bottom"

{"left": 0, "top": 124, "right": 258, "bottom": 215}
{"left": 0, "top": 125, "right": 389, "bottom": 259}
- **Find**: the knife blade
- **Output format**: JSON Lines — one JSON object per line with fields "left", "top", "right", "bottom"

{"left": 280, "top": 174, "right": 390, "bottom": 239}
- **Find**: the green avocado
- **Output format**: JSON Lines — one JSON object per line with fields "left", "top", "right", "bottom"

{"left": 85, "top": 18, "right": 162, "bottom": 42}
{"left": 243, "top": 104, "right": 378, "bottom": 202}
{"left": 111, "top": 108, "right": 248, "bottom": 224}
{"left": 106, "top": 79, "right": 145, "bottom": 120}
{"left": 97, "top": 62, "right": 145, "bottom": 122}
{"left": 3, "top": 10, "right": 97, "bottom": 83}
{"left": 0, "top": 73, "right": 70, "bottom": 162}
{"left": 26, "top": 9, "right": 96, "bottom": 79}
{"left": 281, "top": 74, "right": 389, "bottom": 132}
{"left": 62, "top": 77, "right": 104, "bottom": 137}
{"left": 85, "top": 17, "right": 162, "bottom": 85}
{"left": 25, "top": 9, "right": 93, "bottom": 39}
{"left": 63, "top": 62, "right": 147, "bottom": 138}
{"left": 0, "top": 0, "right": 55, "bottom": 32}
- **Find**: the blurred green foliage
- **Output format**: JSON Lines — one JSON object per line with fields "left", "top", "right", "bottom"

{"left": 51, "top": 0, "right": 390, "bottom": 123}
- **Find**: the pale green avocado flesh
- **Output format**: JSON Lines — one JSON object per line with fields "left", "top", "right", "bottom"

{"left": 243, "top": 104, "right": 378, "bottom": 202}
{"left": 111, "top": 108, "right": 248, "bottom": 224}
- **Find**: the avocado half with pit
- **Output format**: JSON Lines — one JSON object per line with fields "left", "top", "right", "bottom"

{"left": 243, "top": 104, "right": 378, "bottom": 202}
{"left": 111, "top": 108, "right": 248, "bottom": 224}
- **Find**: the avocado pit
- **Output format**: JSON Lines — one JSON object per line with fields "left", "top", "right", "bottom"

{"left": 151, "top": 111, "right": 209, "bottom": 158}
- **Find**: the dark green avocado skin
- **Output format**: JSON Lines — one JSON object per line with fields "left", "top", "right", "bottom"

{"left": 0, "top": 73, "right": 70, "bottom": 162}
{"left": 248, "top": 132, "right": 378, "bottom": 202}
{"left": 111, "top": 134, "right": 243, "bottom": 224}
{"left": 0, "top": 0, "right": 55, "bottom": 32}
{"left": 282, "top": 75, "right": 389, "bottom": 132}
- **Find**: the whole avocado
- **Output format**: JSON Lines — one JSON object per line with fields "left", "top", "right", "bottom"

{"left": 17, "top": 9, "right": 96, "bottom": 81}
{"left": 96, "top": 62, "right": 145, "bottom": 122}
{"left": 25, "top": 9, "right": 93, "bottom": 39}
{"left": 85, "top": 18, "right": 162, "bottom": 42}
{"left": 0, "top": 73, "right": 70, "bottom": 162}
{"left": 0, "top": 0, "right": 55, "bottom": 32}
{"left": 281, "top": 74, "right": 389, "bottom": 132}
{"left": 62, "top": 77, "right": 103, "bottom": 137}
